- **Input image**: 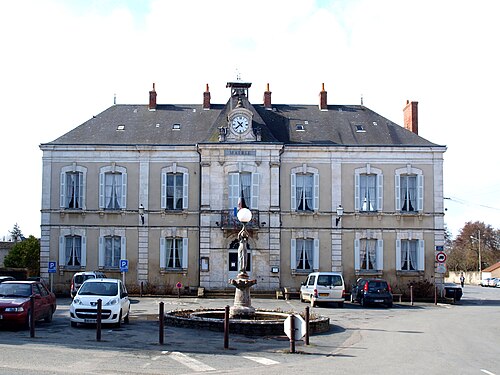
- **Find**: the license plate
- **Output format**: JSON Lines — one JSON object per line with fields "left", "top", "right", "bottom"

{"left": 84, "top": 319, "right": 97, "bottom": 323}
{"left": 319, "top": 293, "right": 329, "bottom": 297}
{"left": 374, "top": 300, "right": 383, "bottom": 303}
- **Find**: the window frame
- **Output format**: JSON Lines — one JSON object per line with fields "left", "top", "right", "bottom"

{"left": 160, "top": 237, "right": 188, "bottom": 271}
{"left": 99, "top": 165, "right": 127, "bottom": 210}
{"left": 395, "top": 166, "right": 423, "bottom": 213}
{"left": 161, "top": 165, "right": 189, "bottom": 210}
{"left": 354, "top": 165, "right": 383, "bottom": 212}
{"left": 290, "top": 165, "right": 319, "bottom": 212}
{"left": 291, "top": 238, "right": 319, "bottom": 272}
{"left": 98, "top": 230, "right": 126, "bottom": 270}
{"left": 228, "top": 171, "right": 260, "bottom": 210}
{"left": 60, "top": 165, "right": 87, "bottom": 209}
{"left": 396, "top": 238, "right": 425, "bottom": 272}
{"left": 58, "top": 230, "right": 87, "bottom": 269}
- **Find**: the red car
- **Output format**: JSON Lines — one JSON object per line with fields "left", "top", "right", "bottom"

{"left": 0, "top": 280, "right": 57, "bottom": 329}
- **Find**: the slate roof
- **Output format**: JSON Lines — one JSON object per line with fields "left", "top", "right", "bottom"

{"left": 44, "top": 94, "right": 441, "bottom": 148}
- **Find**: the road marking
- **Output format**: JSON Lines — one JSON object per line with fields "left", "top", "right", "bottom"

{"left": 481, "top": 370, "right": 496, "bottom": 375}
{"left": 242, "top": 356, "right": 280, "bottom": 365}
{"left": 163, "top": 351, "right": 215, "bottom": 372}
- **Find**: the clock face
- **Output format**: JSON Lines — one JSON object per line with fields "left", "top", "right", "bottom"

{"left": 231, "top": 115, "right": 250, "bottom": 133}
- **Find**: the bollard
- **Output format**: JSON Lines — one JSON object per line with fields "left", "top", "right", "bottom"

{"left": 96, "top": 299, "right": 102, "bottom": 341}
{"left": 304, "top": 306, "right": 310, "bottom": 346}
{"left": 159, "top": 302, "right": 164, "bottom": 345}
{"left": 224, "top": 305, "right": 229, "bottom": 349}
{"left": 434, "top": 286, "right": 437, "bottom": 305}
{"left": 289, "top": 314, "right": 296, "bottom": 354}
{"left": 410, "top": 285, "right": 414, "bottom": 306}
{"left": 29, "top": 296, "right": 35, "bottom": 338}
{"left": 140, "top": 281, "right": 143, "bottom": 298}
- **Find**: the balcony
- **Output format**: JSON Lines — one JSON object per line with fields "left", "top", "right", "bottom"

{"left": 220, "top": 210, "right": 259, "bottom": 230}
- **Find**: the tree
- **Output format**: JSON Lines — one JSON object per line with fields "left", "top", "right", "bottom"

{"left": 8, "top": 223, "right": 24, "bottom": 242}
{"left": 447, "top": 221, "right": 500, "bottom": 272}
{"left": 4, "top": 235, "right": 40, "bottom": 276}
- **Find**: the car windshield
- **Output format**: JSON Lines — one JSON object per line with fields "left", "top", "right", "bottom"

{"left": 78, "top": 282, "right": 118, "bottom": 296}
{"left": 0, "top": 283, "right": 32, "bottom": 297}
{"left": 317, "top": 275, "right": 343, "bottom": 287}
{"left": 367, "top": 281, "right": 389, "bottom": 291}
{"left": 74, "top": 274, "right": 96, "bottom": 284}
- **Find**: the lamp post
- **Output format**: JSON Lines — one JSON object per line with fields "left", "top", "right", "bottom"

{"left": 236, "top": 208, "right": 252, "bottom": 277}
{"left": 139, "top": 204, "right": 145, "bottom": 225}
{"left": 470, "top": 231, "right": 481, "bottom": 277}
{"left": 335, "top": 205, "right": 344, "bottom": 227}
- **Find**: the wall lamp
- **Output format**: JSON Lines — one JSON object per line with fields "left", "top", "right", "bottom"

{"left": 139, "top": 204, "right": 145, "bottom": 225}
{"left": 335, "top": 205, "right": 344, "bottom": 227}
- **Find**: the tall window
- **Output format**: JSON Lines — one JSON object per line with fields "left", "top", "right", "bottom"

{"left": 399, "top": 175, "right": 417, "bottom": 212}
{"left": 104, "top": 236, "right": 121, "bottom": 268}
{"left": 228, "top": 172, "right": 259, "bottom": 209}
{"left": 359, "top": 239, "right": 376, "bottom": 270}
{"left": 60, "top": 166, "right": 86, "bottom": 209}
{"left": 291, "top": 238, "right": 319, "bottom": 271}
{"left": 291, "top": 166, "right": 319, "bottom": 212}
{"left": 400, "top": 239, "right": 418, "bottom": 271}
{"left": 395, "top": 167, "right": 423, "bottom": 213}
{"left": 355, "top": 166, "right": 383, "bottom": 212}
{"left": 161, "top": 166, "right": 189, "bottom": 210}
{"left": 65, "top": 235, "right": 81, "bottom": 267}
{"left": 99, "top": 166, "right": 127, "bottom": 210}
{"left": 355, "top": 237, "right": 383, "bottom": 271}
{"left": 160, "top": 237, "right": 188, "bottom": 270}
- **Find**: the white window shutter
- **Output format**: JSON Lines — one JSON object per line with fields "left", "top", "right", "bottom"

{"left": 376, "top": 239, "right": 384, "bottom": 270}
{"left": 120, "top": 236, "right": 127, "bottom": 260}
{"left": 161, "top": 172, "right": 167, "bottom": 209}
{"left": 290, "top": 173, "right": 296, "bottom": 211}
{"left": 354, "top": 173, "right": 360, "bottom": 211}
{"left": 395, "top": 175, "right": 401, "bottom": 211}
{"left": 182, "top": 238, "right": 189, "bottom": 269}
{"left": 377, "top": 174, "right": 383, "bottom": 211}
{"left": 354, "top": 239, "right": 360, "bottom": 270}
{"left": 79, "top": 172, "right": 85, "bottom": 209}
{"left": 417, "top": 174, "right": 424, "bottom": 212}
{"left": 99, "top": 173, "right": 105, "bottom": 208}
{"left": 251, "top": 173, "right": 259, "bottom": 210}
{"left": 313, "top": 239, "right": 320, "bottom": 270}
{"left": 60, "top": 172, "right": 66, "bottom": 208}
{"left": 98, "top": 237, "right": 105, "bottom": 267}
{"left": 290, "top": 239, "right": 296, "bottom": 270}
{"left": 418, "top": 239, "right": 425, "bottom": 271}
{"left": 313, "top": 173, "right": 319, "bottom": 210}
{"left": 183, "top": 172, "right": 189, "bottom": 210}
{"left": 159, "top": 238, "right": 166, "bottom": 268}
{"left": 58, "top": 236, "right": 65, "bottom": 266}
{"left": 121, "top": 172, "right": 127, "bottom": 209}
{"left": 81, "top": 236, "right": 87, "bottom": 267}
{"left": 228, "top": 173, "right": 239, "bottom": 209}
{"left": 395, "top": 239, "right": 401, "bottom": 270}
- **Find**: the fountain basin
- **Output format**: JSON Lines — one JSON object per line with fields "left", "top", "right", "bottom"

{"left": 164, "top": 309, "right": 330, "bottom": 336}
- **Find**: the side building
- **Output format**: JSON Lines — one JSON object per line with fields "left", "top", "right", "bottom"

{"left": 39, "top": 81, "right": 447, "bottom": 295}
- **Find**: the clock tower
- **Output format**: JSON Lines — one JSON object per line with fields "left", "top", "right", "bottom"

{"left": 225, "top": 82, "right": 256, "bottom": 142}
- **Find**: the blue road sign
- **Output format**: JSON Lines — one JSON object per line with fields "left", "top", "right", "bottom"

{"left": 120, "top": 259, "right": 129, "bottom": 272}
{"left": 48, "top": 261, "right": 57, "bottom": 273}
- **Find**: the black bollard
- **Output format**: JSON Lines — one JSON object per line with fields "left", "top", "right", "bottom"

{"left": 289, "top": 314, "right": 296, "bottom": 353}
{"left": 140, "top": 281, "right": 143, "bottom": 298}
{"left": 96, "top": 299, "right": 102, "bottom": 341}
{"left": 224, "top": 305, "right": 229, "bottom": 349}
{"left": 410, "top": 285, "right": 414, "bottom": 306}
{"left": 434, "top": 286, "right": 437, "bottom": 305}
{"left": 29, "top": 296, "right": 35, "bottom": 338}
{"left": 159, "top": 302, "right": 164, "bottom": 345}
{"left": 304, "top": 306, "right": 310, "bottom": 346}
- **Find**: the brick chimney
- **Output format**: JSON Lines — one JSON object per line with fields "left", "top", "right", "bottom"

{"left": 403, "top": 100, "right": 418, "bottom": 134}
{"left": 203, "top": 83, "right": 211, "bottom": 110}
{"left": 149, "top": 83, "right": 157, "bottom": 111}
{"left": 319, "top": 83, "right": 327, "bottom": 111}
{"left": 263, "top": 83, "right": 272, "bottom": 110}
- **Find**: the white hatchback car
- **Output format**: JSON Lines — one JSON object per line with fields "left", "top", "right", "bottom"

{"left": 300, "top": 272, "right": 346, "bottom": 307}
{"left": 70, "top": 278, "right": 130, "bottom": 327}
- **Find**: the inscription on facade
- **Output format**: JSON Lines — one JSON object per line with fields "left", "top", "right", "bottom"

{"left": 224, "top": 150, "right": 256, "bottom": 156}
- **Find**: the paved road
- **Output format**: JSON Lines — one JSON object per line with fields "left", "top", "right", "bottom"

{"left": 0, "top": 286, "right": 499, "bottom": 374}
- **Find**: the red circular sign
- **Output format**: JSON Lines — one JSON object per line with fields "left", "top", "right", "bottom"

{"left": 176, "top": 282, "right": 182, "bottom": 288}
{"left": 436, "top": 252, "right": 446, "bottom": 263}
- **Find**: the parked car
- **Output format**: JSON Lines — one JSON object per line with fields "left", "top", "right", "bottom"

{"left": 0, "top": 276, "right": 15, "bottom": 283}
{"left": 442, "top": 283, "right": 463, "bottom": 301}
{"left": 351, "top": 278, "right": 393, "bottom": 308}
{"left": 70, "top": 278, "right": 130, "bottom": 327}
{"left": 70, "top": 271, "right": 106, "bottom": 297}
{"left": 299, "top": 272, "right": 346, "bottom": 307}
{"left": 479, "top": 278, "right": 491, "bottom": 287}
{"left": 0, "top": 280, "right": 57, "bottom": 329}
{"left": 488, "top": 278, "right": 500, "bottom": 287}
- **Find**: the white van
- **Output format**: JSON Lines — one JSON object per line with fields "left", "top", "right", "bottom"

{"left": 299, "top": 272, "right": 346, "bottom": 307}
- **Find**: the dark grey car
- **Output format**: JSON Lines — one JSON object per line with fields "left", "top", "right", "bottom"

{"left": 351, "top": 278, "right": 393, "bottom": 308}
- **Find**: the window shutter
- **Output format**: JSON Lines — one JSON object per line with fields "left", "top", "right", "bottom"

{"left": 81, "top": 236, "right": 87, "bottom": 267}
{"left": 183, "top": 172, "right": 189, "bottom": 209}
{"left": 395, "top": 175, "right": 401, "bottom": 211}
{"left": 79, "top": 172, "right": 85, "bottom": 209}
{"left": 251, "top": 173, "right": 259, "bottom": 210}
{"left": 121, "top": 172, "right": 127, "bottom": 209}
{"left": 99, "top": 173, "right": 105, "bottom": 209}
{"left": 182, "top": 238, "right": 189, "bottom": 269}
{"left": 60, "top": 172, "right": 66, "bottom": 208}
{"left": 313, "top": 173, "right": 319, "bottom": 210}
{"left": 354, "top": 173, "right": 360, "bottom": 211}
{"left": 354, "top": 239, "right": 360, "bottom": 270}
{"left": 417, "top": 174, "right": 424, "bottom": 212}
{"left": 159, "top": 238, "right": 166, "bottom": 268}
{"left": 313, "top": 239, "right": 320, "bottom": 270}
{"left": 290, "top": 239, "right": 296, "bottom": 270}
{"left": 98, "top": 237, "right": 105, "bottom": 267}
{"left": 377, "top": 174, "right": 383, "bottom": 211}
{"left": 228, "top": 173, "right": 239, "bottom": 209}
{"left": 161, "top": 172, "right": 167, "bottom": 209}
{"left": 290, "top": 173, "right": 296, "bottom": 211}
{"left": 376, "top": 239, "right": 384, "bottom": 270}
{"left": 395, "top": 239, "right": 401, "bottom": 270}
{"left": 58, "top": 236, "right": 65, "bottom": 266}
{"left": 418, "top": 239, "right": 425, "bottom": 271}
{"left": 120, "top": 236, "right": 127, "bottom": 260}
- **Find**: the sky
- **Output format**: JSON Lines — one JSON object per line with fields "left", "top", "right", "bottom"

{"left": 1, "top": 0, "right": 499, "bottom": 240}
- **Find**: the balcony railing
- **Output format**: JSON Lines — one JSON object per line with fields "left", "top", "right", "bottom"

{"left": 220, "top": 210, "right": 259, "bottom": 230}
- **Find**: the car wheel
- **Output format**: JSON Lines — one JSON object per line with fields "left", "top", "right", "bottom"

{"left": 23, "top": 312, "right": 32, "bottom": 330}
{"left": 124, "top": 311, "right": 130, "bottom": 324}
{"left": 350, "top": 293, "right": 355, "bottom": 303}
{"left": 115, "top": 311, "right": 122, "bottom": 328}
{"left": 44, "top": 306, "right": 54, "bottom": 323}
{"left": 361, "top": 297, "right": 367, "bottom": 307}
{"left": 70, "top": 321, "right": 78, "bottom": 328}
{"left": 299, "top": 293, "right": 305, "bottom": 303}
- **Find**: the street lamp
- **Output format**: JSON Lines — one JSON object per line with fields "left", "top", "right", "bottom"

{"left": 470, "top": 231, "right": 481, "bottom": 276}
{"left": 335, "top": 205, "right": 344, "bottom": 227}
{"left": 236, "top": 208, "right": 252, "bottom": 277}
{"left": 139, "top": 204, "right": 145, "bottom": 225}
